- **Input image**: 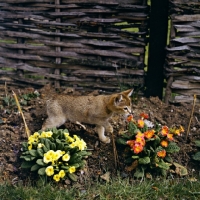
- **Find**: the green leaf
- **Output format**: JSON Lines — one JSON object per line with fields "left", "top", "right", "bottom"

{"left": 29, "top": 149, "right": 38, "bottom": 157}
{"left": 156, "top": 159, "right": 170, "bottom": 170}
{"left": 20, "top": 155, "right": 32, "bottom": 161}
{"left": 164, "top": 155, "right": 173, "bottom": 163}
{"left": 31, "top": 164, "right": 41, "bottom": 171}
{"left": 68, "top": 173, "right": 78, "bottom": 181}
{"left": 21, "top": 161, "right": 34, "bottom": 169}
{"left": 37, "top": 148, "right": 44, "bottom": 157}
{"left": 42, "top": 145, "right": 48, "bottom": 153}
{"left": 44, "top": 139, "right": 51, "bottom": 150}
{"left": 38, "top": 167, "right": 46, "bottom": 176}
{"left": 165, "top": 142, "right": 180, "bottom": 153}
{"left": 132, "top": 155, "right": 139, "bottom": 159}
{"left": 36, "top": 159, "right": 46, "bottom": 166}
{"left": 61, "top": 165, "right": 70, "bottom": 170}
{"left": 192, "top": 152, "right": 200, "bottom": 161}
{"left": 50, "top": 143, "right": 56, "bottom": 151}
{"left": 194, "top": 140, "right": 200, "bottom": 148}
{"left": 116, "top": 138, "right": 127, "bottom": 145}
{"left": 139, "top": 157, "right": 150, "bottom": 165}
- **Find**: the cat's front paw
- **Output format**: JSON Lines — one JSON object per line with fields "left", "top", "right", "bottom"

{"left": 101, "top": 136, "right": 111, "bottom": 144}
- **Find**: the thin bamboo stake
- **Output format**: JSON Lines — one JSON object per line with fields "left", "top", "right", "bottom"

{"left": 185, "top": 94, "right": 196, "bottom": 141}
{"left": 12, "top": 90, "right": 30, "bottom": 138}
{"left": 111, "top": 132, "right": 119, "bottom": 169}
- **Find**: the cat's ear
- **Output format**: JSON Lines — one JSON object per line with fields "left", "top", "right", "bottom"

{"left": 122, "top": 89, "right": 133, "bottom": 97}
{"left": 114, "top": 94, "right": 123, "bottom": 105}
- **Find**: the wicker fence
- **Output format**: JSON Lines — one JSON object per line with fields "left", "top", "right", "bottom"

{"left": 0, "top": 0, "right": 148, "bottom": 93}
{"left": 165, "top": 0, "right": 200, "bottom": 103}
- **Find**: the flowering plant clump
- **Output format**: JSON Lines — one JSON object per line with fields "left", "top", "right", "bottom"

{"left": 20, "top": 128, "right": 91, "bottom": 182}
{"left": 117, "top": 113, "right": 184, "bottom": 178}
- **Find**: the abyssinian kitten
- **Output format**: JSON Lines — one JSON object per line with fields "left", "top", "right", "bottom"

{"left": 42, "top": 89, "right": 133, "bottom": 143}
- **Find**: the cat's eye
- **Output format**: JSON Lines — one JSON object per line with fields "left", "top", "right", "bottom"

{"left": 124, "top": 107, "right": 128, "bottom": 110}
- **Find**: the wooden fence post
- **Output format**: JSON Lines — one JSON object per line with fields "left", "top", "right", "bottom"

{"left": 145, "top": 0, "right": 169, "bottom": 99}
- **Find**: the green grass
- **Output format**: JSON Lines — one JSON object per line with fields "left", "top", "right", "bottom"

{"left": 1, "top": 176, "right": 200, "bottom": 200}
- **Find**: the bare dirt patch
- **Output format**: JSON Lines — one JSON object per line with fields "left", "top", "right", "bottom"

{"left": 0, "top": 85, "right": 200, "bottom": 185}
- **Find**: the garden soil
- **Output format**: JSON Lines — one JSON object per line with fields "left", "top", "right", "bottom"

{"left": 0, "top": 85, "right": 200, "bottom": 187}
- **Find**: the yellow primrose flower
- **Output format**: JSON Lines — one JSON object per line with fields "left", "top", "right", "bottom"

{"left": 53, "top": 174, "right": 60, "bottom": 182}
{"left": 28, "top": 136, "right": 36, "bottom": 143}
{"left": 58, "top": 170, "right": 65, "bottom": 178}
{"left": 45, "top": 166, "right": 54, "bottom": 176}
{"left": 37, "top": 143, "right": 44, "bottom": 148}
{"left": 77, "top": 139, "right": 87, "bottom": 151}
{"left": 69, "top": 142, "right": 76, "bottom": 148}
{"left": 28, "top": 143, "right": 32, "bottom": 150}
{"left": 64, "top": 132, "right": 69, "bottom": 137}
{"left": 54, "top": 150, "right": 63, "bottom": 160}
{"left": 40, "top": 132, "right": 47, "bottom": 138}
{"left": 62, "top": 153, "right": 70, "bottom": 162}
{"left": 45, "top": 131, "right": 53, "bottom": 138}
{"left": 69, "top": 166, "right": 76, "bottom": 173}
{"left": 73, "top": 135, "right": 79, "bottom": 140}
{"left": 33, "top": 132, "right": 40, "bottom": 138}
{"left": 43, "top": 152, "right": 53, "bottom": 164}
{"left": 67, "top": 136, "right": 75, "bottom": 143}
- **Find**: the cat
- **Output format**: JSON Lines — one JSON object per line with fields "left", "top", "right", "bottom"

{"left": 42, "top": 89, "right": 133, "bottom": 143}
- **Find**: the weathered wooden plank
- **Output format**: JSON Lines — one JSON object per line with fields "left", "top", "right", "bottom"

{"left": 171, "top": 89, "right": 200, "bottom": 95}
{"left": 172, "top": 95, "right": 200, "bottom": 104}
{"left": 0, "top": 11, "right": 50, "bottom": 20}
{"left": 74, "top": 17, "right": 123, "bottom": 23}
{"left": 109, "top": 47, "right": 144, "bottom": 54}
{"left": 170, "top": 0, "right": 200, "bottom": 5}
{"left": 172, "top": 14, "right": 200, "bottom": 22}
{"left": 176, "top": 75, "right": 200, "bottom": 82}
{"left": 0, "top": 0, "right": 54, "bottom": 3}
{"left": 62, "top": 0, "right": 142, "bottom": 4}
{"left": 178, "top": 32, "right": 200, "bottom": 37}
{"left": 0, "top": 43, "right": 52, "bottom": 51}
{"left": 0, "top": 30, "right": 50, "bottom": 40}
{"left": 0, "top": 5, "right": 51, "bottom": 11}
{"left": 71, "top": 69, "right": 144, "bottom": 77}
{"left": 174, "top": 25, "right": 200, "bottom": 32}
{"left": 0, "top": 51, "right": 49, "bottom": 61}
{"left": 171, "top": 80, "right": 200, "bottom": 89}
{"left": 61, "top": 48, "right": 138, "bottom": 60}
{"left": 166, "top": 45, "right": 191, "bottom": 51}
{"left": 172, "top": 37, "right": 200, "bottom": 44}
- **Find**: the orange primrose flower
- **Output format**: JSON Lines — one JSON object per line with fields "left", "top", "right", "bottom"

{"left": 144, "top": 130, "right": 155, "bottom": 139}
{"left": 133, "top": 143, "right": 143, "bottom": 154}
{"left": 157, "top": 150, "right": 166, "bottom": 158}
{"left": 127, "top": 114, "right": 134, "bottom": 122}
{"left": 135, "top": 137, "right": 146, "bottom": 147}
{"left": 174, "top": 129, "right": 181, "bottom": 136}
{"left": 179, "top": 125, "right": 184, "bottom": 132}
{"left": 161, "top": 126, "right": 169, "bottom": 136}
{"left": 127, "top": 140, "right": 135, "bottom": 148}
{"left": 167, "top": 133, "right": 174, "bottom": 141}
{"left": 160, "top": 140, "right": 168, "bottom": 147}
{"left": 140, "top": 113, "right": 149, "bottom": 119}
{"left": 137, "top": 119, "right": 145, "bottom": 128}
{"left": 136, "top": 132, "right": 145, "bottom": 139}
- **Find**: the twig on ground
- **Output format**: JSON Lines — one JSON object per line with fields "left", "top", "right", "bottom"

{"left": 186, "top": 94, "right": 196, "bottom": 141}
{"left": 12, "top": 90, "right": 30, "bottom": 138}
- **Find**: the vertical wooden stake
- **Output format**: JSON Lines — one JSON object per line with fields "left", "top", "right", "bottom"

{"left": 185, "top": 94, "right": 196, "bottom": 141}
{"left": 12, "top": 91, "right": 30, "bottom": 138}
